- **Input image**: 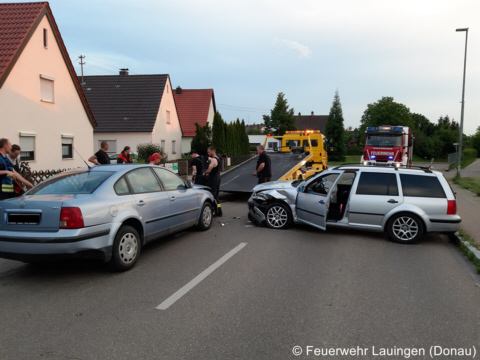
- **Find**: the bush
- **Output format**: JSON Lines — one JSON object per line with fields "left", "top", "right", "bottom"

{"left": 136, "top": 143, "right": 167, "bottom": 164}
{"left": 463, "top": 148, "right": 478, "bottom": 160}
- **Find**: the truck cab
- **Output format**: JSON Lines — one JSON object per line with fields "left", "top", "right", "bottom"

{"left": 361, "top": 126, "right": 413, "bottom": 166}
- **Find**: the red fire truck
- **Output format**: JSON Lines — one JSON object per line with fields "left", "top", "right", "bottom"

{"left": 361, "top": 126, "right": 414, "bottom": 166}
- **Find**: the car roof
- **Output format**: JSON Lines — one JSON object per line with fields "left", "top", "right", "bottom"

{"left": 329, "top": 164, "right": 440, "bottom": 176}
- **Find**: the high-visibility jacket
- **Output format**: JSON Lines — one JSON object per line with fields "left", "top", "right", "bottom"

{"left": 0, "top": 154, "right": 14, "bottom": 194}
{"left": 117, "top": 151, "right": 132, "bottom": 164}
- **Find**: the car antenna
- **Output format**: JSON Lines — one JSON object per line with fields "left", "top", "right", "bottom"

{"left": 73, "top": 146, "right": 91, "bottom": 169}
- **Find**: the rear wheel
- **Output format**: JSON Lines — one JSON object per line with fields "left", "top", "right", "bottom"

{"left": 265, "top": 202, "right": 292, "bottom": 230}
{"left": 110, "top": 226, "right": 141, "bottom": 271}
{"left": 197, "top": 202, "right": 213, "bottom": 231}
{"left": 387, "top": 213, "right": 424, "bottom": 244}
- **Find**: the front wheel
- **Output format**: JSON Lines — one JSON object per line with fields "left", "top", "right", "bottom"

{"left": 387, "top": 213, "right": 424, "bottom": 244}
{"left": 110, "top": 226, "right": 141, "bottom": 271}
{"left": 265, "top": 202, "right": 292, "bottom": 230}
{"left": 196, "top": 202, "right": 213, "bottom": 231}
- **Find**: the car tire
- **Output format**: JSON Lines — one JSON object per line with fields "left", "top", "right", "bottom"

{"left": 387, "top": 213, "right": 424, "bottom": 244}
{"left": 265, "top": 202, "right": 292, "bottom": 230}
{"left": 196, "top": 202, "right": 213, "bottom": 231}
{"left": 110, "top": 226, "right": 141, "bottom": 271}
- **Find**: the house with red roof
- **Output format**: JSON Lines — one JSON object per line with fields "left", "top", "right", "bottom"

{"left": 0, "top": 2, "right": 96, "bottom": 170}
{"left": 173, "top": 87, "right": 216, "bottom": 154}
{"left": 81, "top": 70, "right": 182, "bottom": 160}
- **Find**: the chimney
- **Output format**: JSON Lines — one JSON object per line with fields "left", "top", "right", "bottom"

{"left": 311, "top": 111, "right": 314, "bottom": 117}
{"left": 298, "top": 112, "right": 301, "bottom": 116}
{"left": 176, "top": 86, "right": 183, "bottom": 94}
{"left": 119, "top": 68, "right": 129, "bottom": 76}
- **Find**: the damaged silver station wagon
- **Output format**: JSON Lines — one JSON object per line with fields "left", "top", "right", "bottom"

{"left": 248, "top": 165, "right": 461, "bottom": 243}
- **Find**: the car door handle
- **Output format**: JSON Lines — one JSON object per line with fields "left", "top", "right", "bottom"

{"left": 137, "top": 200, "right": 145, "bottom": 206}
{"left": 319, "top": 200, "right": 325, "bottom": 204}
{"left": 170, "top": 196, "right": 176, "bottom": 202}
{"left": 388, "top": 199, "right": 398, "bottom": 204}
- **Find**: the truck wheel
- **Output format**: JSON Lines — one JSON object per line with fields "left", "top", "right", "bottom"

{"left": 387, "top": 213, "right": 424, "bottom": 244}
{"left": 265, "top": 202, "right": 292, "bottom": 230}
{"left": 196, "top": 202, "right": 213, "bottom": 231}
{"left": 110, "top": 226, "right": 141, "bottom": 271}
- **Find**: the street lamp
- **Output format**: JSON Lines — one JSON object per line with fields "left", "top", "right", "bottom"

{"left": 456, "top": 27, "right": 468, "bottom": 178}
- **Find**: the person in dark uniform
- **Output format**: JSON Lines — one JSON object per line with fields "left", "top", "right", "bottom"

{"left": 8, "top": 144, "right": 33, "bottom": 196}
{"left": 117, "top": 146, "right": 132, "bottom": 164}
{"left": 88, "top": 141, "right": 111, "bottom": 165}
{"left": 203, "top": 146, "right": 222, "bottom": 216}
{"left": 189, "top": 149, "right": 205, "bottom": 185}
{"left": 0, "top": 138, "right": 33, "bottom": 200}
{"left": 253, "top": 145, "right": 272, "bottom": 184}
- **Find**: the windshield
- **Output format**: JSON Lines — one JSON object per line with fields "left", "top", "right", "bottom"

{"left": 366, "top": 135, "right": 402, "bottom": 147}
{"left": 29, "top": 171, "right": 113, "bottom": 195}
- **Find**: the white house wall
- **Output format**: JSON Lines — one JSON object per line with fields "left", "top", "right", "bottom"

{"left": 0, "top": 15, "right": 94, "bottom": 171}
{"left": 152, "top": 77, "right": 182, "bottom": 160}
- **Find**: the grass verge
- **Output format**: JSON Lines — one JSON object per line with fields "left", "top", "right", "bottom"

{"left": 453, "top": 230, "right": 480, "bottom": 274}
{"left": 452, "top": 177, "right": 480, "bottom": 196}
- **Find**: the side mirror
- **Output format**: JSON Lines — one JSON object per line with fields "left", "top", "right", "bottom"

{"left": 186, "top": 181, "right": 193, "bottom": 188}
{"left": 297, "top": 186, "right": 305, "bottom": 193}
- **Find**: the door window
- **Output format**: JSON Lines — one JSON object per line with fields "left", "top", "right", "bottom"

{"left": 126, "top": 168, "right": 162, "bottom": 194}
{"left": 356, "top": 172, "right": 398, "bottom": 196}
{"left": 153, "top": 168, "right": 186, "bottom": 191}
{"left": 306, "top": 173, "right": 340, "bottom": 195}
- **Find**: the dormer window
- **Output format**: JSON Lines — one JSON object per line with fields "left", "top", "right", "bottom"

{"left": 43, "top": 28, "right": 48, "bottom": 48}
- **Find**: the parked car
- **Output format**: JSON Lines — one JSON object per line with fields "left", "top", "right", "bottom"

{"left": 248, "top": 165, "right": 461, "bottom": 243}
{"left": 0, "top": 165, "right": 214, "bottom": 270}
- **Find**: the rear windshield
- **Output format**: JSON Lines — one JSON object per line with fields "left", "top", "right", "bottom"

{"left": 29, "top": 171, "right": 113, "bottom": 195}
{"left": 400, "top": 174, "right": 446, "bottom": 198}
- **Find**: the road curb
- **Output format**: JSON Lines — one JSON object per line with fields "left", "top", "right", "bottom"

{"left": 451, "top": 231, "right": 480, "bottom": 272}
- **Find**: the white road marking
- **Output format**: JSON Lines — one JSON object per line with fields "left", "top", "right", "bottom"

{"left": 221, "top": 174, "right": 240, "bottom": 186}
{"left": 156, "top": 243, "right": 248, "bottom": 310}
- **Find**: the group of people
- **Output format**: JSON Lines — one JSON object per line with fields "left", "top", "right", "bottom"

{"left": 88, "top": 141, "right": 163, "bottom": 166}
{"left": 0, "top": 138, "right": 34, "bottom": 200}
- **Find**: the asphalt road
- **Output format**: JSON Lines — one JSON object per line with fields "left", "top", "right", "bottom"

{"left": 1, "top": 195, "right": 479, "bottom": 360}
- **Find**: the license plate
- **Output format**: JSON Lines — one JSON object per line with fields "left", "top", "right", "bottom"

{"left": 7, "top": 213, "right": 41, "bottom": 225}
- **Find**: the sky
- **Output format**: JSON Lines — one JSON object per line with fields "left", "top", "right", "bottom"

{"left": 12, "top": 0, "right": 480, "bottom": 134}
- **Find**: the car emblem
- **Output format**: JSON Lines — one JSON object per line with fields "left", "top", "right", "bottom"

{"left": 20, "top": 201, "right": 26, "bottom": 209}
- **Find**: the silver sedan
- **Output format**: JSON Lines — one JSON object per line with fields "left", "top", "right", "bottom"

{"left": 0, "top": 164, "right": 214, "bottom": 271}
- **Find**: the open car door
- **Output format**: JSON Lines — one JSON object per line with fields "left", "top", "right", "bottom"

{"left": 295, "top": 172, "right": 342, "bottom": 230}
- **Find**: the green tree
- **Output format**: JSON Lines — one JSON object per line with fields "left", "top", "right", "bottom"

{"left": 471, "top": 126, "right": 480, "bottom": 156}
{"left": 359, "top": 96, "right": 414, "bottom": 136}
{"left": 325, "top": 90, "right": 347, "bottom": 162}
{"left": 191, "top": 122, "right": 212, "bottom": 155}
{"left": 212, "top": 111, "right": 226, "bottom": 155}
{"left": 263, "top": 92, "right": 297, "bottom": 135}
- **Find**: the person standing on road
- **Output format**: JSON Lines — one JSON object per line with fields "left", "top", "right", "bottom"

{"left": 88, "top": 141, "right": 111, "bottom": 165}
{"left": 0, "top": 138, "right": 33, "bottom": 200}
{"left": 204, "top": 146, "right": 222, "bottom": 216}
{"left": 8, "top": 144, "right": 34, "bottom": 196}
{"left": 253, "top": 145, "right": 272, "bottom": 184}
{"left": 117, "top": 146, "right": 133, "bottom": 164}
{"left": 148, "top": 153, "right": 164, "bottom": 166}
{"left": 190, "top": 149, "right": 205, "bottom": 185}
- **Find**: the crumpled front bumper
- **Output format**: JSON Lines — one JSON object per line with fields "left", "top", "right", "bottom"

{"left": 247, "top": 198, "right": 266, "bottom": 225}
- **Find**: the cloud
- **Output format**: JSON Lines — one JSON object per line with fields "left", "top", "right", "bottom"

{"left": 275, "top": 39, "right": 311, "bottom": 58}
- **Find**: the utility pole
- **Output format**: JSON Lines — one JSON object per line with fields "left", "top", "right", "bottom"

{"left": 78, "top": 55, "right": 85, "bottom": 84}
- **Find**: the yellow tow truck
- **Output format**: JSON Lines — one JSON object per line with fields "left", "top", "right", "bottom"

{"left": 220, "top": 130, "right": 328, "bottom": 192}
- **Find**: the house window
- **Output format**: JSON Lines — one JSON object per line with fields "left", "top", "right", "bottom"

{"left": 166, "top": 110, "right": 170, "bottom": 124}
{"left": 40, "top": 75, "right": 54, "bottom": 103}
{"left": 62, "top": 136, "right": 73, "bottom": 159}
{"left": 43, "top": 28, "right": 48, "bottom": 48}
{"left": 161, "top": 140, "right": 165, "bottom": 151}
{"left": 98, "top": 140, "right": 117, "bottom": 155}
{"left": 172, "top": 140, "right": 176, "bottom": 154}
{"left": 19, "top": 133, "right": 36, "bottom": 161}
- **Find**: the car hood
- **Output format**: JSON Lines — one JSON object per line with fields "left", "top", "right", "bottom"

{"left": 253, "top": 180, "right": 296, "bottom": 192}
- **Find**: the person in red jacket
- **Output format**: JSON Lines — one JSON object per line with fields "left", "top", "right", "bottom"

{"left": 117, "top": 146, "right": 132, "bottom": 164}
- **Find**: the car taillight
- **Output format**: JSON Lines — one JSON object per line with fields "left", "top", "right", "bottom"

{"left": 59, "top": 207, "right": 84, "bottom": 229}
{"left": 447, "top": 200, "right": 457, "bottom": 215}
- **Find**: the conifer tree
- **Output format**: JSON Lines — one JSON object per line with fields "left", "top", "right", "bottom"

{"left": 325, "top": 90, "right": 347, "bottom": 162}
{"left": 263, "top": 92, "right": 297, "bottom": 135}
{"left": 212, "top": 111, "right": 226, "bottom": 155}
